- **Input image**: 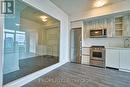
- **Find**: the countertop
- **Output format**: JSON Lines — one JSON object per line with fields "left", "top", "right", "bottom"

{"left": 82, "top": 46, "right": 130, "bottom": 50}
{"left": 105, "top": 47, "right": 130, "bottom": 50}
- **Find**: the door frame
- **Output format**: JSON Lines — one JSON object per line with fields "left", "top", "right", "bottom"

{"left": 0, "top": 15, "right": 4, "bottom": 87}
{"left": 70, "top": 28, "right": 82, "bottom": 63}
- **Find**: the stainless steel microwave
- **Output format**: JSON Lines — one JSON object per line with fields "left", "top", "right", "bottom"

{"left": 90, "top": 29, "right": 107, "bottom": 38}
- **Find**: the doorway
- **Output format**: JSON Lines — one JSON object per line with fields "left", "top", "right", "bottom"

{"left": 70, "top": 28, "right": 82, "bottom": 64}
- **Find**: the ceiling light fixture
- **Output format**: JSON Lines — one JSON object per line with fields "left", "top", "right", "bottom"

{"left": 94, "top": 0, "right": 107, "bottom": 7}
{"left": 40, "top": 16, "right": 48, "bottom": 22}
{"left": 42, "top": 19, "right": 47, "bottom": 22}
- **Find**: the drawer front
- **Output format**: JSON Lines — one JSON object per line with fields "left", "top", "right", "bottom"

{"left": 82, "top": 48, "right": 90, "bottom": 55}
{"left": 120, "top": 50, "right": 130, "bottom": 70}
{"left": 90, "top": 60, "right": 105, "bottom": 67}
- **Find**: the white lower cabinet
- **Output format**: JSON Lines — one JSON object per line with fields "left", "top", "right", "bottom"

{"left": 120, "top": 50, "right": 130, "bottom": 72}
{"left": 106, "top": 48, "right": 130, "bottom": 72}
{"left": 106, "top": 49, "right": 120, "bottom": 68}
{"left": 82, "top": 55, "right": 90, "bottom": 65}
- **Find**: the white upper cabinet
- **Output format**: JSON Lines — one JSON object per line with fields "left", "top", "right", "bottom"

{"left": 82, "top": 21, "right": 90, "bottom": 39}
{"left": 114, "top": 16, "right": 124, "bottom": 37}
{"left": 123, "top": 15, "right": 130, "bottom": 36}
{"left": 83, "top": 18, "right": 110, "bottom": 38}
{"left": 107, "top": 17, "right": 115, "bottom": 37}
{"left": 83, "top": 13, "right": 130, "bottom": 38}
{"left": 113, "top": 15, "right": 130, "bottom": 37}
{"left": 128, "top": 15, "right": 130, "bottom": 36}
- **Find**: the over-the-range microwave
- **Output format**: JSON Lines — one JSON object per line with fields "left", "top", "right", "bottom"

{"left": 90, "top": 29, "right": 107, "bottom": 38}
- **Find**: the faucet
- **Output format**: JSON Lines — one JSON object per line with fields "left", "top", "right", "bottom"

{"left": 124, "top": 38, "right": 129, "bottom": 48}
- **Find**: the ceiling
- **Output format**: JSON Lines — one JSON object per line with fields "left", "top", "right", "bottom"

{"left": 50, "top": 0, "right": 125, "bottom": 15}
{"left": 21, "top": 6, "right": 60, "bottom": 26}
{"left": 16, "top": 0, "right": 60, "bottom": 27}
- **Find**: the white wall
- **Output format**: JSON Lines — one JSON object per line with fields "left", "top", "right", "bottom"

{"left": 45, "top": 28, "right": 60, "bottom": 56}
{"left": 0, "top": 16, "right": 4, "bottom": 87}
{"left": 71, "top": 0, "right": 130, "bottom": 21}
{"left": 71, "top": 21, "right": 82, "bottom": 28}
{"left": 3, "top": 0, "right": 70, "bottom": 87}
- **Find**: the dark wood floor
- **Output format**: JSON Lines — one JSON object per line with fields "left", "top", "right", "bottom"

{"left": 23, "top": 63, "right": 130, "bottom": 87}
{"left": 3, "top": 55, "right": 59, "bottom": 84}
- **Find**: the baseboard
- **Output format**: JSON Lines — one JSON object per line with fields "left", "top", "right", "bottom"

{"left": 119, "top": 68, "right": 130, "bottom": 72}
{"left": 106, "top": 67, "right": 119, "bottom": 70}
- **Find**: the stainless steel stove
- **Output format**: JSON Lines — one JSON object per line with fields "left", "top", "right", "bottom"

{"left": 90, "top": 46, "right": 105, "bottom": 67}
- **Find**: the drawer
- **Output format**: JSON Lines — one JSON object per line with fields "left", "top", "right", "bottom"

{"left": 90, "top": 60, "right": 105, "bottom": 67}
{"left": 82, "top": 48, "right": 90, "bottom": 55}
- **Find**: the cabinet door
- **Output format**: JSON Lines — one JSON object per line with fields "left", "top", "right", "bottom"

{"left": 106, "top": 49, "right": 119, "bottom": 68}
{"left": 114, "top": 16, "right": 124, "bottom": 37}
{"left": 83, "top": 22, "right": 90, "bottom": 39}
{"left": 107, "top": 18, "right": 115, "bottom": 37}
{"left": 127, "top": 15, "right": 130, "bottom": 36}
{"left": 82, "top": 55, "right": 90, "bottom": 65}
{"left": 123, "top": 15, "right": 130, "bottom": 36}
{"left": 120, "top": 50, "right": 130, "bottom": 70}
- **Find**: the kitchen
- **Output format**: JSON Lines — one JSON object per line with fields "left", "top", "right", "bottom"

{"left": 1, "top": 0, "right": 130, "bottom": 87}
{"left": 71, "top": 11, "right": 130, "bottom": 72}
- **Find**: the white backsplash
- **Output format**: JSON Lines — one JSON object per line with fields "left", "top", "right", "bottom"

{"left": 124, "top": 37, "right": 130, "bottom": 48}
{"left": 82, "top": 37, "right": 125, "bottom": 48}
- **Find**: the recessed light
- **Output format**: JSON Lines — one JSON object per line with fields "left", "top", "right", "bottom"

{"left": 94, "top": 0, "right": 107, "bottom": 7}
{"left": 42, "top": 19, "right": 47, "bottom": 22}
{"left": 40, "top": 16, "right": 48, "bottom": 22}
{"left": 40, "top": 16, "right": 48, "bottom": 19}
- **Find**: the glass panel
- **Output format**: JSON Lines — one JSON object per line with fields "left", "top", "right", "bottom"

{"left": 3, "top": 0, "right": 60, "bottom": 84}
{"left": 4, "top": 32, "right": 15, "bottom": 53}
{"left": 90, "top": 30, "right": 102, "bottom": 36}
{"left": 93, "top": 52, "right": 102, "bottom": 58}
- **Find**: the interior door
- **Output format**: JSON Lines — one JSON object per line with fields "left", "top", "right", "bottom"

{"left": 70, "top": 28, "right": 82, "bottom": 64}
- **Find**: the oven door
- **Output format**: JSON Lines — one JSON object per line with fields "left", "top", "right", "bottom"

{"left": 90, "top": 49, "right": 105, "bottom": 67}
{"left": 91, "top": 50, "right": 105, "bottom": 61}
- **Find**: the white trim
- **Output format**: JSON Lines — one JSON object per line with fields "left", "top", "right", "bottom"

{"left": 0, "top": 12, "right": 4, "bottom": 87}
